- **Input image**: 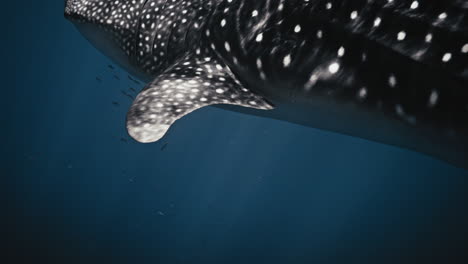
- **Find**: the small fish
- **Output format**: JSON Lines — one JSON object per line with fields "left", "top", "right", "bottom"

{"left": 95, "top": 77, "right": 102, "bottom": 82}
{"left": 120, "top": 137, "right": 128, "bottom": 143}
{"left": 160, "top": 142, "right": 168, "bottom": 151}
{"left": 112, "top": 101, "right": 120, "bottom": 107}
{"left": 107, "top": 64, "right": 115, "bottom": 70}
{"left": 120, "top": 90, "right": 134, "bottom": 100}
{"left": 127, "top": 75, "right": 136, "bottom": 81}
{"left": 113, "top": 74, "right": 120, "bottom": 80}
{"left": 129, "top": 87, "right": 136, "bottom": 93}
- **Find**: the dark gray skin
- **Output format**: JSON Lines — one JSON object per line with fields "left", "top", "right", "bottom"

{"left": 65, "top": 0, "right": 468, "bottom": 169}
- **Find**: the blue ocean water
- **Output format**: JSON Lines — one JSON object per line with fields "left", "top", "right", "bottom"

{"left": 5, "top": 1, "right": 468, "bottom": 263}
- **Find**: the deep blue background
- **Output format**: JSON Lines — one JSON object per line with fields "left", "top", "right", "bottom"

{"left": 4, "top": 1, "right": 468, "bottom": 263}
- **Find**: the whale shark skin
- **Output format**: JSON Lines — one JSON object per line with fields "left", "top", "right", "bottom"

{"left": 65, "top": 0, "right": 468, "bottom": 169}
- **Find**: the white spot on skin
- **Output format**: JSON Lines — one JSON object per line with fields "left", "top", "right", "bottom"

{"left": 358, "top": 87, "right": 367, "bottom": 100}
{"left": 328, "top": 62, "right": 340, "bottom": 74}
{"left": 374, "top": 17, "right": 382, "bottom": 27}
{"left": 338, "top": 46, "right": 345, "bottom": 57}
{"left": 220, "top": 19, "right": 226, "bottom": 27}
{"left": 350, "top": 11, "right": 358, "bottom": 20}
{"left": 462, "top": 44, "right": 468, "bottom": 54}
{"left": 389, "top": 75, "right": 397, "bottom": 87}
{"left": 256, "top": 58, "right": 262, "bottom": 69}
{"left": 305, "top": 74, "right": 319, "bottom": 90}
{"left": 224, "top": 42, "right": 231, "bottom": 52}
{"left": 397, "top": 31, "right": 406, "bottom": 41}
{"left": 317, "top": 30, "right": 323, "bottom": 39}
{"left": 442, "top": 53, "right": 452, "bottom": 62}
{"left": 428, "top": 90, "right": 439, "bottom": 108}
{"left": 438, "top": 12, "right": 447, "bottom": 20}
{"left": 252, "top": 10, "right": 258, "bottom": 17}
{"left": 425, "top": 33, "right": 433, "bottom": 43}
{"left": 410, "top": 1, "right": 419, "bottom": 9}
{"left": 294, "top": 25, "right": 301, "bottom": 33}
{"left": 256, "top": 33, "right": 263, "bottom": 42}
{"left": 283, "top": 54, "right": 292, "bottom": 67}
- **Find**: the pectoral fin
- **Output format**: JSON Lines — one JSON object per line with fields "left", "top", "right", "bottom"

{"left": 126, "top": 54, "right": 274, "bottom": 143}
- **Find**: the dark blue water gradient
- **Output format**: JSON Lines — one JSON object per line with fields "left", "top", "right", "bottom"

{"left": 4, "top": 1, "right": 468, "bottom": 263}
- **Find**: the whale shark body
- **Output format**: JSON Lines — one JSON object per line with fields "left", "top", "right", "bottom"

{"left": 65, "top": 0, "right": 468, "bottom": 169}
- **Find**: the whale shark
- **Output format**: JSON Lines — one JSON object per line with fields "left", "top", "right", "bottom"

{"left": 65, "top": 0, "right": 468, "bottom": 169}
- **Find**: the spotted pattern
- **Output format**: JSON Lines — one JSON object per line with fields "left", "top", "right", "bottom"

{"left": 126, "top": 52, "right": 273, "bottom": 142}
{"left": 65, "top": 0, "right": 147, "bottom": 57}
{"left": 66, "top": 0, "right": 468, "bottom": 159}
{"left": 209, "top": 0, "right": 468, "bottom": 135}
{"left": 135, "top": 0, "right": 213, "bottom": 75}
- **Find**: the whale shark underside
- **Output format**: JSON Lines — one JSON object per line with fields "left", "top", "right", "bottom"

{"left": 65, "top": 0, "right": 468, "bottom": 169}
